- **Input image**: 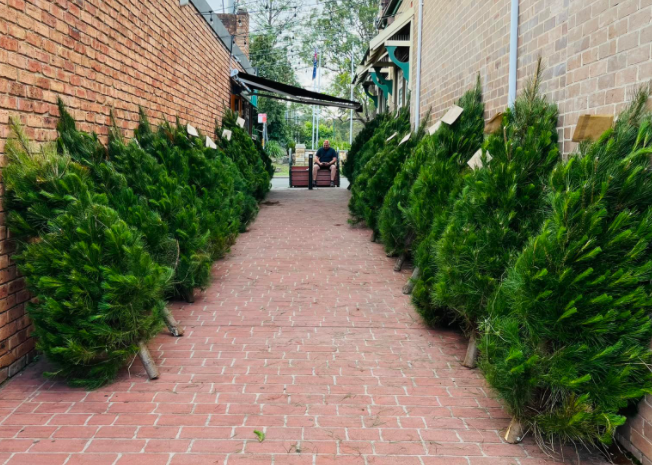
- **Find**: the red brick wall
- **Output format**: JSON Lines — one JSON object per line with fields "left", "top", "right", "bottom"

{"left": 218, "top": 10, "right": 249, "bottom": 59}
{"left": 0, "top": 0, "right": 245, "bottom": 383}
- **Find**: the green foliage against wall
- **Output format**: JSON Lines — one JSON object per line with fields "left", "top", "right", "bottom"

{"left": 482, "top": 89, "right": 652, "bottom": 448}
{"left": 4, "top": 103, "right": 271, "bottom": 388}
{"left": 432, "top": 65, "right": 559, "bottom": 331}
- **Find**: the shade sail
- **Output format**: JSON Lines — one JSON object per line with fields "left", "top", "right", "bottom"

{"left": 232, "top": 71, "right": 362, "bottom": 111}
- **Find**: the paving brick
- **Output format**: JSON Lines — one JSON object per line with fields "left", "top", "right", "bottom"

{"left": 0, "top": 188, "right": 612, "bottom": 465}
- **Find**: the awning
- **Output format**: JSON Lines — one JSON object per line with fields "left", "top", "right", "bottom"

{"left": 231, "top": 71, "right": 362, "bottom": 111}
{"left": 353, "top": 8, "right": 413, "bottom": 85}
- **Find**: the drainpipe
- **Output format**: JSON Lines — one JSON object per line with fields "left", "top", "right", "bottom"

{"left": 508, "top": 0, "right": 519, "bottom": 106}
{"left": 413, "top": 0, "right": 424, "bottom": 129}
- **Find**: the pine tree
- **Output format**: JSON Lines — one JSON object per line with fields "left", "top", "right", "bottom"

{"left": 112, "top": 111, "right": 212, "bottom": 300}
{"left": 432, "top": 63, "right": 559, "bottom": 347}
{"left": 379, "top": 81, "right": 484, "bottom": 274}
{"left": 343, "top": 112, "right": 390, "bottom": 184}
{"left": 357, "top": 116, "right": 426, "bottom": 236}
{"left": 349, "top": 107, "right": 411, "bottom": 226}
{"left": 218, "top": 110, "right": 271, "bottom": 201}
{"left": 481, "top": 89, "right": 652, "bottom": 447}
{"left": 4, "top": 128, "right": 171, "bottom": 388}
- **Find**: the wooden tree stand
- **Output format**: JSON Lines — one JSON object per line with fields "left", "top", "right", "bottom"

{"left": 138, "top": 341, "right": 159, "bottom": 380}
{"left": 402, "top": 267, "right": 420, "bottom": 294}
{"left": 162, "top": 308, "right": 184, "bottom": 337}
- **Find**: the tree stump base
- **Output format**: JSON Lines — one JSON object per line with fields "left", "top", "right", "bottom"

{"left": 394, "top": 254, "right": 406, "bottom": 272}
{"left": 462, "top": 332, "right": 478, "bottom": 368}
{"left": 138, "top": 342, "right": 159, "bottom": 380}
{"left": 402, "top": 267, "right": 420, "bottom": 295}
{"left": 504, "top": 418, "right": 524, "bottom": 444}
{"left": 162, "top": 307, "right": 184, "bottom": 337}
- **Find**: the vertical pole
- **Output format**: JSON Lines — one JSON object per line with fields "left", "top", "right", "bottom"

{"left": 414, "top": 0, "right": 424, "bottom": 129}
{"left": 308, "top": 153, "right": 314, "bottom": 190}
{"left": 508, "top": 0, "right": 519, "bottom": 107}
{"left": 316, "top": 50, "right": 322, "bottom": 145}
{"left": 349, "top": 48, "right": 354, "bottom": 145}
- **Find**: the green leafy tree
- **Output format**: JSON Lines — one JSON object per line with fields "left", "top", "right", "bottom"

{"left": 481, "top": 89, "right": 652, "bottom": 447}
{"left": 299, "top": 0, "right": 377, "bottom": 121}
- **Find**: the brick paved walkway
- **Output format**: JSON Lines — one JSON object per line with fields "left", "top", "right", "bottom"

{"left": 0, "top": 187, "right": 609, "bottom": 465}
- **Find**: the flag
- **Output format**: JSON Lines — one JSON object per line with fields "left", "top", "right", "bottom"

{"left": 312, "top": 47, "right": 318, "bottom": 80}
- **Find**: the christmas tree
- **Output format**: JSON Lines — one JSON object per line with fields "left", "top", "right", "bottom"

{"left": 432, "top": 62, "right": 559, "bottom": 363}
{"left": 355, "top": 112, "right": 425, "bottom": 236}
{"left": 349, "top": 107, "right": 411, "bottom": 228}
{"left": 113, "top": 111, "right": 213, "bottom": 301}
{"left": 218, "top": 110, "right": 271, "bottom": 201}
{"left": 343, "top": 112, "right": 391, "bottom": 184}
{"left": 481, "top": 89, "right": 652, "bottom": 447}
{"left": 379, "top": 81, "right": 484, "bottom": 275}
{"left": 4, "top": 125, "right": 171, "bottom": 388}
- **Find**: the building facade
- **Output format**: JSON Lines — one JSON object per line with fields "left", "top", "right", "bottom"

{"left": 358, "top": 0, "right": 652, "bottom": 155}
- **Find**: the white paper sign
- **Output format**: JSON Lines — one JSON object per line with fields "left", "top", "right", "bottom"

{"left": 467, "top": 149, "right": 492, "bottom": 170}
{"left": 428, "top": 121, "right": 442, "bottom": 135}
{"left": 236, "top": 117, "right": 245, "bottom": 128}
{"left": 387, "top": 132, "right": 398, "bottom": 142}
{"left": 441, "top": 105, "right": 464, "bottom": 125}
{"left": 187, "top": 124, "right": 199, "bottom": 137}
{"left": 222, "top": 129, "right": 232, "bottom": 141}
{"left": 205, "top": 136, "right": 216, "bottom": 149}
{"left": 399, "top": 133, "right": 411, "bottom": 145}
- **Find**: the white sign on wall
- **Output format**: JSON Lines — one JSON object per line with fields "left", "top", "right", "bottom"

{"left": 186, "top": 124, "right": 199, "bottom": 137}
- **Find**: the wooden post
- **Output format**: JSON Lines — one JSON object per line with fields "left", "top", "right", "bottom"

{"left": 463, "top": 331, "right": 479, "bottom": 368}
{"left": 183, "top": 287, "right": 195, "bottom": 303}
{"left": 162, "top": 308, "right": 184, "bottom": 337}
{"left": 371, "top": 230, "right": 377, "bottom": 242}
{"left": 504, "top": 417, "right": 524, "bottom": 443}
{"left": 394, "top": 253, "right": 406, "bottom": 272}
{"left": 402, "top": 267, "right": 420, "bottom": 294}
{"left": 138, "top": 341, "right": 159, "bottom": 380}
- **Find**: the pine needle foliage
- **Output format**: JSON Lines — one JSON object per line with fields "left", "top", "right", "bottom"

{"left": 432, "top": 62, "right": 559, "bottom": 330}
{"left": 349, "top": 107, "right": 411, "bottom": 224}
{"left": 379, "top": 80, "right": 484, "bottom": 268}
{"left": 108, "top": 110, "right": 212, "bottom": 299}
{"left": 349, "top": 110, "right": 408, "bottom": 187}
{"left": 218, "top": 110, "right": 272, "bottom": 201}
{"left": 343, "top": 112, "right": 391, "bottom": 183}
{"left": 354, "top": 112, "right": 426, "bottom": 234}
{"left": 4, "top": 127, "right": 171, "bottom": 389}
{"left": 481, "top": 89, "right": 652, "bottom": 448}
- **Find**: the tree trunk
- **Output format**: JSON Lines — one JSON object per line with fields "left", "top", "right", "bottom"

{"left": 504, "top": 417, "right": 524, "bottom": 444}
{"left": 394, "top": 253, "right": 406, "bottom": 272}
{"left": 138, "top": 342, "right": 159, "bottom": 380}
{"left": 183, "top": 286, "right": 195, "bottom": 303}
{"left": 162, "top": 307, "right": 184, "bottom": 337}
{"left": 462, "top": 331, "right": 479, "bottom": 368}
{"left": 402, "top": 267, "right": 420, "bottom": 294}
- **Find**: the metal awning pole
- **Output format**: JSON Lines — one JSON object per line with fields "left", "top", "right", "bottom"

{"left": 350, "top": 48, "right": 354, "bottom": 145}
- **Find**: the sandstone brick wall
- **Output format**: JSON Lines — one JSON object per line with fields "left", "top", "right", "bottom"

{"left": 0, "top": 0, "right": 245, "bottom": 383}
{"left": 413, "top": 0, "right": 652, "bottom": 154}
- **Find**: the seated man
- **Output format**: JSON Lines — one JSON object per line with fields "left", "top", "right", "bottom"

{"left": 312, "top": 140, "right": 338, "bottom": 187}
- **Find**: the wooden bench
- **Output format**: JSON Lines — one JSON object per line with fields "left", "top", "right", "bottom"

{"left": 289, "top": 160, "right": 340, "bottom": 188}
